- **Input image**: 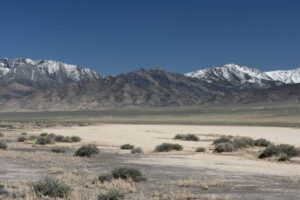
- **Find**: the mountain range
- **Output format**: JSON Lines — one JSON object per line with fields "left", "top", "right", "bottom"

{"left": 0, "top": 58, "right": 299, "bottom": 111}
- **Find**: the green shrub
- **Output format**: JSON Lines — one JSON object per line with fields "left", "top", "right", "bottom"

{"left": 35, "top": 136, "right": 55, "bottom": 145}
{"left": 120, "top": 144, "right": 134, "bottom": 150}
{"left": 175, "top": 134, "right": 199, "bottom": 141}
{"left": 98, "top": 189, "right": 124, "bottom": 200}
{"left": 74, "top": 144, "right": 99, "bottom": 157}
{"left": 131, "top": 147, "right": 143, "bottom": 154}
{"left": 98, "top": 173, "right": 113, "bottom": 183}
{"left": 111, "top": 167, "right": 146, "bottom": 182}
{"left": 254, "top": 138, "right": 271, "bottom": 147}
{"left": 32, "top": 176, "right": 72, "bottom": 198}
{"left": 0, "top": 184, "right": 8, "bottom": 195}
{"left": 0, "top": 132, "right": 3, "bottom": 137}
{"left": 40, "top": 133, "right": 48, "bottom": 137}
{"left": 47, "top": 133, "right": 56, "bottom": 139}
{"left": 214, "top": 142, "right": 235, "bottom": 153}
{"left": 154, "top": 143, "right": 183, "bottom": 152}
{"left": 213, "top": 136, "right": 232, "bottom": 145}
{"left": 61, "top": 136, "right": 73, "bottom": 143}
{"left": 71, "top": 136, "right": 81, "bottom": 142}
{"left": 54, "top": 135, "right": 65, "bottom": 142}
{"left": 195, "top": 147, "right": 205, "bottom": 152}
{"left": 259, "top": 144, "right": 300, "bottom": 159}
{"left": 278, "top": 154, "right": 290, "bottom": 162}
{"left": 17, "top": 136, "right": 27, "bottom": 142}
{"left": 28, "top": 135, "right": 37, "bottom": 141}
{"left": 0, "top": 141, "right": 7, "bottom": 149}
{"left": 232, "top": 137, "right": 255, "bottom": 149}
{"left": 51, "top": 148, "right": 66, "bottom": 153}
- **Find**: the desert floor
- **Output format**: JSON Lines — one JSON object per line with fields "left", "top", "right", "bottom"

{"left": 1, "top": 124, "right": 300, "bottom": 199}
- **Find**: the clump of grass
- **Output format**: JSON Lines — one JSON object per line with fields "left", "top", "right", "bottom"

{"left": 195, "top": 147, "right": 205, "bottom": 152}
{"left": 131, "top": 147, "right": 143, "bottom": 154}
{"left": 98, "top": 173, "right": 113, "bottom": 183}
{"left": 35, "top": 136, "right": 55, "bottom": 145}
{"left": 71, "top": 136, "right": 81, "bottom": 142}
{"left": 0, "top": 184, "right": 8, "bottom": 195}
{"left": 278, "top": 154, "right": 290, "bottom": 162}
{"left": 259, "top": 144, "right": 300, "bottom": 159}
{"left": 120, "top": 144, "right": 135, "bottom": 150}
{"left": 214, "top": 142, "right": 235, "bottom": 153}
{"left": 98, "top": 189, "right": 124, "bottom": 200}
{"left": 254, "top": 138, "right": 271, "bottom": 147}
{"left": 32, "top": 176, "right": 72, "bottom": 198}
{"left": 0, "top": 141, "right": 7, "bottom": 149}
{"left": 111, "top": 167, "right": 146, "bottom": 182}
{"left": 175, "top": 134, "right": 199, "bottom": 141}
{"left": 17, "top": 136, "right": 27, "bottom": 142}
{"left": 51, "top": 148, "right": 66, "bottom": 153}
{"left": 154, "top": 143, "right": 183, "bottom": 152}
{"left": 74, "top": 144, "right": 100, "bottom": 157}
{"left": 0, "top": 132, "right": 4, "bottom": 137}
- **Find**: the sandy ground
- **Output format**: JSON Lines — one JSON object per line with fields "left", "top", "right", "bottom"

{"left": 40, "top": 124, "right": 300, "bottom": 177}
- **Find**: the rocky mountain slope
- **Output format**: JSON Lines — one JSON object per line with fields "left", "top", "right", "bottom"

{"left": 0, "top": 58, "right": 100, "bottom": 88}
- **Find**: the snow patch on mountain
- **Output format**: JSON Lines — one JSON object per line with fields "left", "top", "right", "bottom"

{"left": 265, "top": 68, "right": 300, "bottom": 84}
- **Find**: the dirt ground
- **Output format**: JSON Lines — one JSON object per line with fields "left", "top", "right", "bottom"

{"left": 1, "top": 124, "right": 300, "bottom": 199}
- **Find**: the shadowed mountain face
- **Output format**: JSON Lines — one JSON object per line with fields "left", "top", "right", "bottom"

{"left": 0, "top": 58, "right": 299, "bottom": 111}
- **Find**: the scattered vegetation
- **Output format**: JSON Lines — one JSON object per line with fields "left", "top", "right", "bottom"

{"left": 259, "top": 144, "right": 300, "bottom": 159}
{"left": 17, "top": 136, "right": 27, "bottom": 142}
{"left": 0, "top": 141, "right": 7, "bottom": 149}
{"left": 254, "top": 138, "right": 271, "bottom": 147}
{"left": 131, "top": 147, "right": 143, "bottom": 154}
{"left": 35, "top": 135, "right": 55, "bottom": 145}
{"left": 213, "top": 136, "right": 232, "bottom": 145}
{"left": 278, "top": 154, "right": 291, "bottom": 162}
{"left": 71, "top": 136, "right": 81, "bottom": 142}
{"left": 32, "top": 176, "right": 72, "bottom": 198}
{"left": 214, "top": 142, "right": 235, "bottom": 153}
{"left": 120, "top": 144, "right": 135, "bottom": 150}
{"left": 111, "top": 167, "right": 146, "bottom": 182}
{"left": 74, "top": 144, "right": 100, "bottom": 157}
{"left": 154, "top": 143, "right": 183, "bottom": 152}
{"left": 195, "top": 147, "right": 206, "bottom": 152}
{"left": 28, "top": 135, "right": 37, "bottom": 141}
{"left": 51, "top": 148, "right": 66, "bottom": 153}
{"left": 98, "top": 189, "right": 124, "bottom": 200}
{"left": 98, "top": 173, "right": 113, "bottom": 183}
{"left": 232, "top": 137, "right": 255, "bottom": 149}
{"left": 174, "top": 134, "right": 199, "bottom": 141}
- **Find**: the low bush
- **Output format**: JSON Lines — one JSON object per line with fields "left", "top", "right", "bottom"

{"left": 259, "top": 144, "right": 300, "bottom": 159}
{"left": 213, "top": 136, "right": 232, "bottom": 145}
{"left": 36, "top": 136, "right": 55, "bottom": 145}
{"left": 61, "top": 136, "right": 73, "bottom": 143}
{"left": 120, "top": 144, "right": 134, "bottom": 150}
{"left": 54, "top": 135, "right": 65, "bottom": 142}
{"left": 278, "top": 154, "right": 290, "bottom": 162}
{"left": 17, "top": 136, "right": 27, "bottom": 142}
{"left": 111, "top": 167, "right": 146, "bottom": 182}
{"left": 232, "top": 137, "right": 255, "bottom": 149}
{"left": 131, "top": 147, "right": 143, "bottom": 154}
{"left": 254, "top": 138, "right": 271, "bottom": 147}
{"left": 214, "top": 142, "right": 235, "bottom": 153}
{"left": 0, "top": 132, "right": 3, "bottom": 137}
{"left": 21, "top": 132, "right": 27, "bottom": 136}
{"left": 51, "top": 148, "right": 66, "bottom": 153}
{"left": 98, "top": 189, "right": 124, "bottom": 200}
{"left": 74, "top": 144, "right": 99, "bottom": 157}
{"left": 98, "top": 173, "right": 113, "bottom": 183}
{"left": 32, "top": 176, "right": 72, "bottom": 198}
{"left": 40, "top": 133, "right": 48, "bottom": 137}
{"left": 71, "top": 136, "right": 81, "bottom": 142}
{"left": 28, "top": 135, "right": 37, "bottom": 141}
{"left": 154, "top": 143, "right": 183, "bottom": 152}
{"left": 175, "top": 134, "right": 199, "bottom": 141}
{"left": 0, "top": 141, "right": 7, "bottom": 149}
{"left": 195, "top": 147, "right": 206, "bottom": 152}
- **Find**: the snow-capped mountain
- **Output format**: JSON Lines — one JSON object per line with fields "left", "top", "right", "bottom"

{"left": 186, "top": 63, "right": 300, "bottom": 87}
{"left": 0, "top": 58, "right": 100, "bottom": 88}
{"left": 185, "top": 64, "right": 277, "bottom": 88}
{"left": 265, "top": 68, "right": 300, "bottom": 84}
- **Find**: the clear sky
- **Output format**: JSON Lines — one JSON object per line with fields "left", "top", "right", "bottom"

{"left": 0, "top": 0, "right": 299, "bottom": 75}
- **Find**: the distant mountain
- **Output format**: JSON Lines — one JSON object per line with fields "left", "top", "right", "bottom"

{"left": 0, "top": 58, "right": 300, "bottom": 111}
{"left": 186, "top": 63, "right": 300, "bottom": 87}
{"left": 0, "top": 58, "right": 100, "bottom": 88}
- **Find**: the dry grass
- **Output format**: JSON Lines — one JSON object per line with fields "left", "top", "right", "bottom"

{"left": 177, "top": 179, "right": 225, "bottom": 190}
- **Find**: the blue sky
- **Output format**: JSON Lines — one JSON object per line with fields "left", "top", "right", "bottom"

{"left": 0, "top": 0, "right": 299, "bottom": 75}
